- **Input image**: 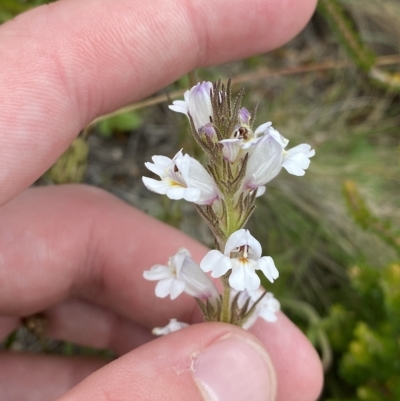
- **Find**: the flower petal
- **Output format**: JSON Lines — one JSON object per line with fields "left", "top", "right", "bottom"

{"left": 229, "top": 260, "right": 260, "bottom": 291}
{"left": 224, "top": 229, "right": 262, "bottom": 259}
{"left": 165, "top": 186, "right": 198, "bottom": 201}
{"left": 244, "top": 134, "right": 283, "bottom": 190}
{"left": 238, "top": 107, "right": 251, "bottom": 125}
{"left": 169, "top": 100, "right": 189, "bottom": 115}
{"left": 282, "top": 144, "right": 315, "bottom": 176}
{"left": 176, "top": 154, "right": 220, "bottom": 205}
{"left": 169, "top": 279, "right": 186, "bottom": 300}
{"left": 256, "top": 186, "right": 266, "bottom": 197}
{"left": 254, "top": 121, "right": 272, "bottom": 137}
{"left": 143, "top": 264, "right": 174, "bottom": 281}
{"left": 170, "top": 82, "right": 213, "bottom": 131}
{"left": 152, "top": 319, "right": 189, "bottom": 336}
{"left": 224, "top": 229, "right": 247, "bottom": 255}
{"left": 177, "top": 255, "right": 219, "bottom": 299}
{"left": 142, "top": 176, "right": 171, "bottom": 195}
{"left": 219, "top": 138, "right": 242, "bottom": 162}
{"left": 155, "top": 278, "right": 174, "bottom": 298}
{"left": 256, "top": 256, "right": 279, "bottom": 283}
{"left": 188, "top": 82, "right": 213, "bottom": 130}
{"left": 200, "top": 250, "right": 231, "bottom": 277}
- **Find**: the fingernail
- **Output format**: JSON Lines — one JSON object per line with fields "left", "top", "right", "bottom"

{"left": 191, "top": 333, "right": 276, "bottom": 401}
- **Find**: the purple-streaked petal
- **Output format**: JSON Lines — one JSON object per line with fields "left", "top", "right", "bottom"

{"left": 219, "top": 138, "right": 242, "bottom": 162}
{"left": 199, "top": 123, "right": 217, "bottom": 141}
{"left": 238, "top": 107, "right": 251, "bottom": 125}
{"left": 188, "top": 82, "right": 213, "bottom": 130}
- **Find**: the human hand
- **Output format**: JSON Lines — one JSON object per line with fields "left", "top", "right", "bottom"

{"left": 0, "top": 0, "right": 323, "bottom": 400}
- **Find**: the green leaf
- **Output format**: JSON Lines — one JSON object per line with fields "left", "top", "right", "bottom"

{"left": 97, "top": 111, "right": 142, "bottom": 137}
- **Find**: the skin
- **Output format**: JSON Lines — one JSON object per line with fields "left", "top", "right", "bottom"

{"left": 0, "top": 0, "right": 323, "bottom": 400}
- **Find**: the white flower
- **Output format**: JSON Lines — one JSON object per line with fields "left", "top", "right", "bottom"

{"left": 200, "top": 229, "right": 279, "bottom": 292}
{"left": 243, "top": 124, "right": 315, "bottom": 193}
{"left": 143, "top": 248, "right": 219, "bottom": 300}
{"left": 152, "top": 319, "right": 189, "bottom": 336}
{"left": 142, "top": 151, "right": 220, "bottom": 205}
{"left": 176, "top": 154, "right": 221, "bottom": 205}
{"left": 236, "top": 289, "right": 280, "bottom": 329}
{"left": 242, "top": 134, "right": 283, "bottom": 192}
{"left": 169, "top": 81, "right": 213, "bottom": 131}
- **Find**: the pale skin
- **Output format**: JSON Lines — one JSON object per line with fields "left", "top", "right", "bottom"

{"left": 0, "top": 0, "right": 323, "bottom": 400}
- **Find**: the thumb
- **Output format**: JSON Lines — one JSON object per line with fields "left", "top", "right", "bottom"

{"left": 58, "top": 322, "right": 277, "bottom": 401}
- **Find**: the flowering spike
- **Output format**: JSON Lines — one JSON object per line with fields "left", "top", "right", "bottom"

{"left": 144, "top": 78, "right": 314, "bottom": 329}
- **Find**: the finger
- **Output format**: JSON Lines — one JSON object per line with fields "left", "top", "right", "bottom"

{"left": 0, "top": 304, "right": 323, "bottom": 400}
{"left": 250, "top": 314, "right": 323, "bottom": 401}
{"left": 44, "top": 298, "right": 154, "bottom": 355}
{"left": 59, "top": 323, "right": 279, "bottom": 401}
{"left": 0, "top": 299, "right": 153, "bottom": 356}
{"left": 0, "top": 0, "right": 317, "bottom": 205}
{"left": 0, "top": 185, "right": 205, "bottom": 326}
{"left": 46, "top": 308, "right": 323, "bottom": 401}
{"left": 0, "top": 316, "right": 322, "bottom": 401}
{"left": 0, "top": 186, "right": 322, "bottom": 399}
{"left": 0, "top": 352, "right": 106, "bottom": 401}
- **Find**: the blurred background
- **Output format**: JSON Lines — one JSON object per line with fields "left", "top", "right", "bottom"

{"left": 1, "top": 0, "right": 400, "bottom": 400}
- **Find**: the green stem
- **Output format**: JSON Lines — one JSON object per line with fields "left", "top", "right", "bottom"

{"left": 220, "top": 276, "right": 231, "bottom": 323}
{"left": 224, "top": 195, "right": 238, "bottom": 239}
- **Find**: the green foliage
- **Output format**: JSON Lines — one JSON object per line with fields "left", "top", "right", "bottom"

{"left": 343, "top": 181, "right": 400, "bottom": 258}
{"left": 324, "top": 185, "right": 400, "bottom": 400}
{"left": 318, "top": 0, "right": 400, "bottom": 92}
{"left": 48, "top": 136, "right": 89, "bottom": 184}
{"left": 318, "top": 0, "right": 377, "bottom": 72}
{"left": 0, "top": 0, "right": 55, "bottom": 23}
{"left": 96, "top": 111, "right": 142, "bottom": 137}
